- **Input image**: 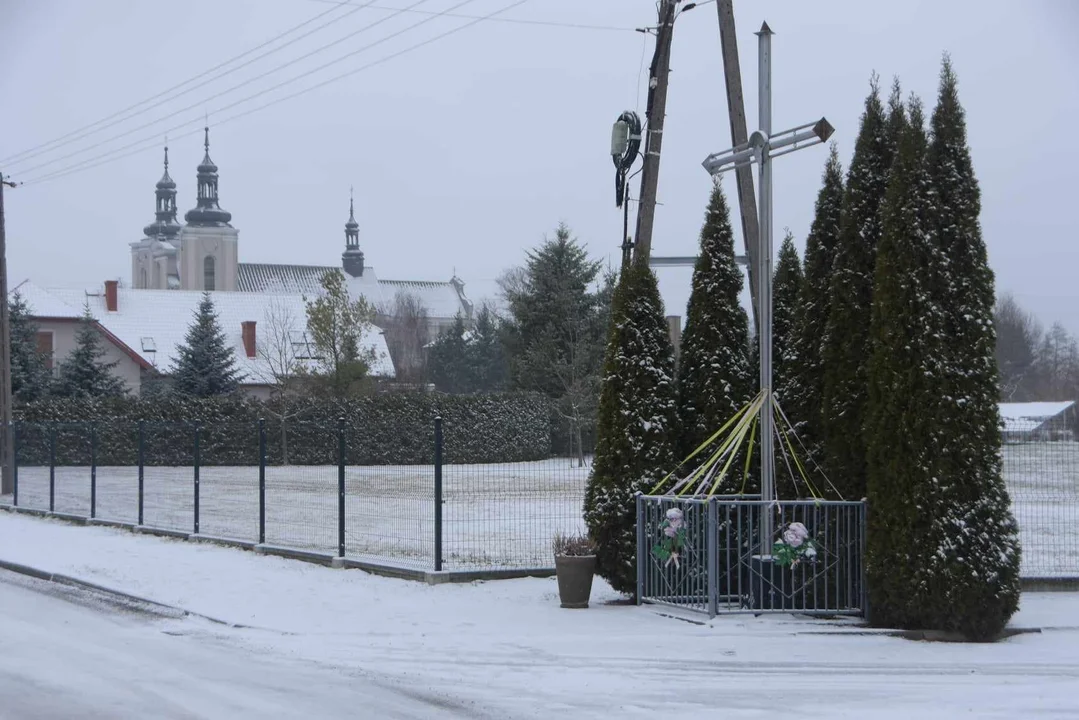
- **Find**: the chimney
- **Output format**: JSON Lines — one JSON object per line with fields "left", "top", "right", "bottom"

{"left": 105, "top": 280, "right": 118, "bottom": 312}
{"left": 666, "top": 315, "right": 682, "bottom": 368}
{"left": 241, "top": 321, "right": 256, "bottom": 358}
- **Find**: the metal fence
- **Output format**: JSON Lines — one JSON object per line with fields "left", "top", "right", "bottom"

{"left": 637, "top": 495, "right": 867, "bottom": 617}
{"left": 1002, "top": 440, "right": 1079, "bottom": 579}
{"left": 0, "top": 418, "right": 589, "bottom": 573}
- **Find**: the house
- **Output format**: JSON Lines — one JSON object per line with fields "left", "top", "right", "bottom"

{"left": 12, "top": 279, "right": 395, "bottom": 398}
{"left": 999, "top": 401, "right": 1076, "bottom": 443}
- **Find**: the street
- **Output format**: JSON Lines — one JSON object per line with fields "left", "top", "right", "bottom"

{"left": 0, "top": 569, "right": 485, "bottom": 720}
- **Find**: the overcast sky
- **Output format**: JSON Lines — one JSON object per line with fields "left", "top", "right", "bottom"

{"left": 2, "top": 0, "right": 1077, "bottom": 333}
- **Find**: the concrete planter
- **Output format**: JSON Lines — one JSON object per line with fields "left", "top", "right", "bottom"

{"left": 555, "top": 555, "right": 596, "bottom": 608}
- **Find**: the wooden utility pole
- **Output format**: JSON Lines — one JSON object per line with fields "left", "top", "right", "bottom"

{"left": 716, "top": 0, "right": 761, "bottom": 332}
{"left": 0, "top": 172, "right": 14, "bottom": 496}
{"left": 631, "top": 0, "right": 678, "bottom": 265}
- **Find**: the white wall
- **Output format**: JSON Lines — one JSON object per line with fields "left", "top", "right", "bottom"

{"left": 35, "top": 319, "right": 143, "bottom": 395}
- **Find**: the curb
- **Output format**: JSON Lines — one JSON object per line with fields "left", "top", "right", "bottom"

{"left": 0, "top": 557, "right": 244, "bottom": 628}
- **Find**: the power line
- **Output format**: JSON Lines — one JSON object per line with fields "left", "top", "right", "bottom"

{"left": 1, "top": 0, "right": 356, "bottom": 167}
{"left": 297, "top": 0, "right": 636, "bottom": 32}
{"left": 11, "top": 0, "right": 442, "bottom": 177}
{"left": 23, "top": 1, "right": 529, "bottom": 187}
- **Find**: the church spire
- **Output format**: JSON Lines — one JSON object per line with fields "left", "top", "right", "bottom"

{"left": 184, "top": 126, "right": 232, "bottom": 227}
{"left": 342, "top": 186, "right": 364, "bottom": 277}
{"left": 143, "top": 143, "right": 181, "bottom": 240}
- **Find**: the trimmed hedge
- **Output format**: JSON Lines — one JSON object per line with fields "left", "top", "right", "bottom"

{"left": 13, "top": 393, "right": 552, "bottom": 467}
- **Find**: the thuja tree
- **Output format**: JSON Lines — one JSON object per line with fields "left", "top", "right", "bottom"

{"left": 820, "top": 78, "right": 895, "bottom": 500}
{"left": 677, "top": 184, "right": 752, "bottom": 462}
{"left": 921, "top": 57, "right": 1020, "bottom": 639}
{"left": 785, "top": 147, "right": 844, "bottom": 471}
{"left": 584, "top": 260, "right": 678, "bottom": 594}
{"left": 866, "top": 97, "right": 944, "bottom": 631}
{"left": 772, "top": 229, "right": 803, "bottom": 407}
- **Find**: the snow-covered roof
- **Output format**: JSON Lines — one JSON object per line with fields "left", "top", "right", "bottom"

{"left": 999, "top": 401, "right": 1075, "bottom": 433}
{"left": 11, "top": 281, "right": 395, "bottom": 381}
{"left": 237, "top": 263, "right": 470, "bottom": 320}
{"left": 380, "top": 279, "right": 471, "bottom": 319}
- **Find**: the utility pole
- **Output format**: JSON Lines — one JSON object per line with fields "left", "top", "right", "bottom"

{"left": 0, "top": 172, "right": 15, "bottom": 496}
{"left": 631, "top": 0, "right": 678, "bottom": 265}
{"left": 716, "top": 0, "right": 761, "bottom": 332}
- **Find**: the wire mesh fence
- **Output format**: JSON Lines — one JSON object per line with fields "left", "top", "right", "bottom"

{"left": 0, "top": 417, "right": 1076, "bottom": 579}
{"left": 0, "top": 416, "right": 589, "bottom": 573}
{"left": 1002, "top": 440, "right": 1079, "bottom": 578}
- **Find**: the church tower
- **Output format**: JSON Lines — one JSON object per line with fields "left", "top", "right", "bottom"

{"left": 178, "top": 127, "right": 239, "bottom": 291}
{"left": 341, "top": 188, "right": 365, "bottom": 277}
{"left": 131, "top": 145, "right": 182, "bottom": 289}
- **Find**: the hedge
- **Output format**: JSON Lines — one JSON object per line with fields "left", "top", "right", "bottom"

{"left": 12, "top": 393, "right": 552, "bottom": 467}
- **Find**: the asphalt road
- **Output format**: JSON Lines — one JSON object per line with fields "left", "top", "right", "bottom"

{"left": 0, "top": 569, "right": 484, "bottom": 720}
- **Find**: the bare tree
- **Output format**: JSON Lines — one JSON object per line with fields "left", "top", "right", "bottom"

{"left": 256, "top": 298, "right": 304, "bottom": 464}
{"left": 995, "top": 293, "right": 1043, "bottom": 401}
{"left": 376, "top": 291, "right": 430, "bottom": 384}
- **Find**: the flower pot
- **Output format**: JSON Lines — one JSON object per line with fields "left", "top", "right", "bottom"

{"left": 555, "top": 555, "right": 596, "bottom": 608}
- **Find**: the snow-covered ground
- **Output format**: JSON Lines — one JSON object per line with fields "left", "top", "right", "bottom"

{"left": 1, "top": 442, "right": 1076, "bottom": 576}
{"left": 0, "top": 569, "right": 471, "bottom": 719}
{"left": 1, "top": 512, "right": 1077, "bottom": 719}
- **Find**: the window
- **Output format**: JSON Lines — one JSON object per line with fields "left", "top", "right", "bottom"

{"left": 204, "top": 256, "right": 216, "bottom": 291}
{"left": 36, "top": 331, "right": 54, "bottom": 371}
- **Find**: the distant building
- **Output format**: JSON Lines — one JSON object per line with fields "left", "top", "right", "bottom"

{"left": 13, "top": 129, "right": 473, "bottom": 394}
{"left": 999, "top": 401, "right": 1076, "bottom": 443}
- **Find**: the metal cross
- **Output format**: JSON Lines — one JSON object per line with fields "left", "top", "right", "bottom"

{"left": 701, "top": 22, "right": 833, "bottom": 551}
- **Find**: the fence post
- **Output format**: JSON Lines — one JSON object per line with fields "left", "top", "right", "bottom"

{"left": 434, "top": 416, "right": 443, "bottom": 572}
{"left": 635, "top": 492, "right": 644, "bottom": 605}
{"left": 90, "top": 423, "right": 97, "bottom": 520}
{"left": 707, "top": 497, "right": 718, "bottom": 618}
{"left": 11, "top": 422, "right": 17, "bottom": 507}
{"left": 49, "top": 424, "right": 56, "bottom": 513}
{"left": 258, "top": 418, "right": 266, "bottom": 545}
{"left": 137, "top": 421, "right": 145, "bottom": 526}
{"left": 193, "top": 424, "right": 200, "bottom": 535}
{"left": 337, "top": 417, "right": 346, "bottom": 559}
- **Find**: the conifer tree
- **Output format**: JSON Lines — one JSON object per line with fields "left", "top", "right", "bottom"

{"left": 820, "top": 78, "right": 894, "bottom": 500}
{"left": 885, "top": 78, "right": 906, "bottom": 167}
{"left": 923, "top": 57, "right": 1020, "bottom": 639}
{"left": 172, "top": 293, "right": 243, "bottom": 397}
{"left": 785, "top": 147, "right": 844, "bottom": 469}
{"left": 7, "top": 293, "right": 52, "bottom": 402}
{"left": 772, "top": 230, "right": 803, "bottom": 407}
{"left": 53, "top": 306, "right": 128, "bottom": 399}
{"left": 677, "top": 184, "right": 753, "bottom": 460}
{"left": 584, "top": 260, "right": 679, "bottom": 594}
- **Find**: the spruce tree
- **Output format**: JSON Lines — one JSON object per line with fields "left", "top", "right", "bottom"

{"left": 53, "top": 306, "right": 128, "bottom": 399}
{"left": 677, "top": 184, "right": 753, "bottom": 460}
{"left": 924, "top": 57, "right": 1020, "bottom": 639}
{"left": 584, "top": 260, "right": 679, "bottom": 594}
{"left": 172, "top": 293, "right": 243, "bottom": 397}
{"left": 785, "top": 147, "right": 844, "bottom": 470}
{"left": 866, "top": 98, "right": 948, "bottom": 632}
{"left": 8, "top": 293, "right": 52, "bottom": 402}
{"left": 772, "top": 230, "right": 803, "bottom": 407}
{"left": 820, "top": 79, "right": 894, "bottom": 501}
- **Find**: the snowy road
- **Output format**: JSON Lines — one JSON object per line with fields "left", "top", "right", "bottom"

{"left": 0, "top": 570, "right": 486, "bottom": 720}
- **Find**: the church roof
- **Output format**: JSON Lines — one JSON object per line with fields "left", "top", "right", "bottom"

{"left": 237, "top": 263, "right": 471, "bottom": 319}
{"left": 11, "top": 280, "right": 396, "bottom": 380}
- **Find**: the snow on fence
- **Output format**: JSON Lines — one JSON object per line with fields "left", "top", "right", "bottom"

{"left": 0, "top": 420, "right": 1076, "bottom": 579}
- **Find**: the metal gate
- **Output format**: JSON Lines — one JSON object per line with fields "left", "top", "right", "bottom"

{"left": 637, "top": 494, "right": 866, "bottom": 617}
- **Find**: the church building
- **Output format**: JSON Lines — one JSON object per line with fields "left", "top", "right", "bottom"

{"left": 13, "top": 129, "right": 473, "bottom": 396}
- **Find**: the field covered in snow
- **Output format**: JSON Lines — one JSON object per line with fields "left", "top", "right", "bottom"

{"left": 2, "top": 442, "right": 1076, "bottom": 576}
